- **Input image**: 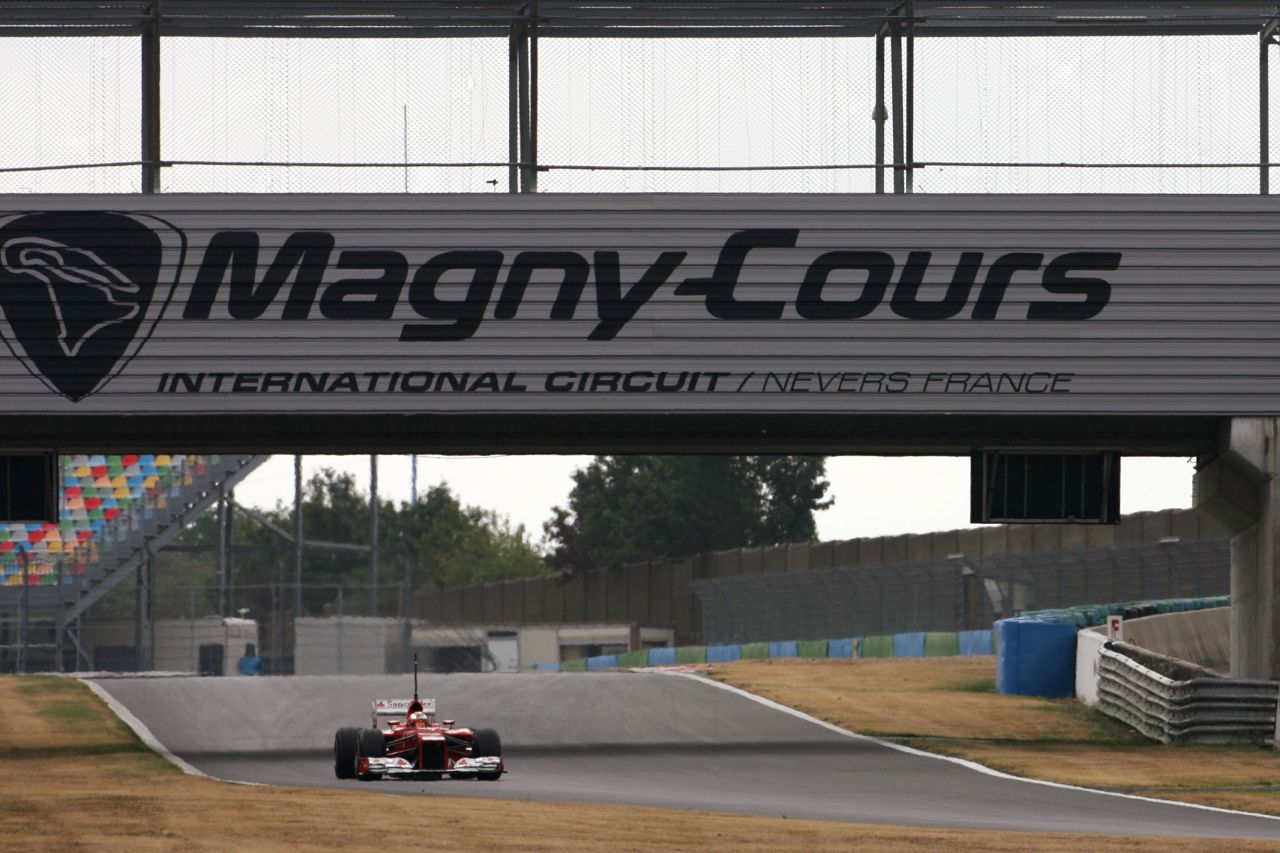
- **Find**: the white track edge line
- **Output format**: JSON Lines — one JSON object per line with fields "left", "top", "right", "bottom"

{"left": 669, "top": 670, "right": 1280, "bottom": 824}
{"left": 80, "top": 678, "right": 266, "bottom": 787}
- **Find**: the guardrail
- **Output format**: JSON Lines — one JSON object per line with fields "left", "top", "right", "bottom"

{"left": 1095, "top": 642, "right": 1277, "bottom": 745}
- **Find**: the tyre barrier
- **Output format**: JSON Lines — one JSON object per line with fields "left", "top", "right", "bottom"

{"left": 532, "top": 628, "right": 997, "bottom": 671}
{"left": 797, "top": 640, "right": 828, "bottom": 658}
{"left": 1096, "top": 642, "right": 1278, "bottom": 745}
{"left": 1021, "top": 595, "right": 1229, "bottom": 630}
{"left": 677, "top": 645, "right": 708, "bottom": 665}
{"left": 828, "top": 638, "right": 856, "bottom": 658}
{"left": 925, "top": 632, "right": 960, "bottom": 657}
{"left": 894, "top": 632, "right": 926, "bottom": 658}
{"left": 707, "top": 644, "right": 740, "bottom": 663}
{"left": 995, "top": 617, "right": 1078, "bottom": 698}
{"left": 860, "top": 635, "right": 894, "bottom": 658}
{"left": 768, "top": 641, "right": 798, "bottom": 658}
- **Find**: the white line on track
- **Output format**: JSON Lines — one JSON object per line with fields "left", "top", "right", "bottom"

{"left": 670, "top": 670, "right": 1280, "bottom": 825}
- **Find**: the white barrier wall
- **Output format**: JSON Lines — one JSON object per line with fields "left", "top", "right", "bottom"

{"left": 1075, "top": 627, "right": 1108, "bottom": 706}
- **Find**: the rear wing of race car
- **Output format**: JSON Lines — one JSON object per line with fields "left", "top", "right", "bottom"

{"left": 372, "top": 698, "right": 436, "bottom": 727}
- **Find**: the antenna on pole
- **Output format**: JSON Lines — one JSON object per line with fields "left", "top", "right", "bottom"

{"left": 413, "top": 652, "right": 419, "bottom": 702}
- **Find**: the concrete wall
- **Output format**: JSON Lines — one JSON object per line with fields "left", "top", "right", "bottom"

{"left": 294, "top": 616, "right": 400, "bottom": 676}
{"left": 1118, "top": 607, "right": 1230, "bottom": 674}
{"left": 416, "top": 508, "right": 1226, "bottom": 643}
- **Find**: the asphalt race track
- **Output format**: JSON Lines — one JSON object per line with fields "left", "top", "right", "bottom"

{"left": 92, "top": 672, "right": 1280, "bottom": 840}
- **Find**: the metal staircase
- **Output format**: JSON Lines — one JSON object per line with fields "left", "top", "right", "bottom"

{"left": 0, "top": 453, "right": 267, "bottom": 671}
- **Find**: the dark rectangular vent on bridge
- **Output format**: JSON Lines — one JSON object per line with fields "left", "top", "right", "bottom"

{"left": 0, "top": 452, "right": 56, "bottom": 523}
{"left": 971, "top": 450, "right": 1119, "bottom": 524}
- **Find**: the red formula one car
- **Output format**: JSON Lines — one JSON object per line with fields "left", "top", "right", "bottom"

{"left": 332, "top": 661, "right": 504, "bottom": 782}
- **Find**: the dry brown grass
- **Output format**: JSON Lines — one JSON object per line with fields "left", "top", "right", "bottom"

{"left": 1, "top": 674, "right": 1271, "bottom": 852}
{"left": 709, "top": 657, "right": 1280, "bottom": 815}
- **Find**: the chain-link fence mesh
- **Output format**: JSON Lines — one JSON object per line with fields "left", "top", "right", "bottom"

{"left": 0, "top": 34, "right": 1269, "bottom": 193}
{"left": 691, "top": 539, "right": 1229, "bottom": 644}
{"left": 0, "top": 37, "right": 141, "bottom": 193}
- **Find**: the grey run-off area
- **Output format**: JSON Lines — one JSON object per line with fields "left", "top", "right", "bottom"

{"left": 92, "top": 672, "right": 1280, "bottom": 840}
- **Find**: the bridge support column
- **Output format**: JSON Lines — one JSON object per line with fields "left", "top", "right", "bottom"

{"left": 1193, "top": 417, "right": 1280, "bottom": 680}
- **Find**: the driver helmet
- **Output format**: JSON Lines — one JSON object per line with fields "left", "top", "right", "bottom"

{"left": 409, "top": 711, "right": 429, "bottom": 724}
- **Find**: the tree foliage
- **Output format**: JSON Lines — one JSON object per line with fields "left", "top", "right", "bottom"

{"left": 165, "top": 467, "right": 549, "bottom": 618}
{"left": 544, "top": 455, "right": 832, "bottom": 571}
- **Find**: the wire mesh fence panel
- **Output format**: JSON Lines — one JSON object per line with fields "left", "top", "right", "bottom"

{"left": 0, "top": 36, "right": 141, "bottom": 193}
{"left": 160, "top": 37, "right": 510, "bottom": 194}
{"left": 538, "top": 37, "right": 877, "bottom": 193}
{"left": 691, "top": 539, "right": 1230, "bottom": 644}
{"left": 914, "top": 35, "right": 1257, "bottom": 194}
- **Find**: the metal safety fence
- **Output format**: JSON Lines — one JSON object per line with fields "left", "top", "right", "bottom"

{"left": 690, "top": 539, "right": 1230, "bottom": 645}
{"left": 0, "top": 580, "right": 493, "bottom": 677}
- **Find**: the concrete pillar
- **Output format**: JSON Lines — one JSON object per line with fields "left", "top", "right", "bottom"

{"left": 1193, "top": 417, "right": 1279, "bottom": 680}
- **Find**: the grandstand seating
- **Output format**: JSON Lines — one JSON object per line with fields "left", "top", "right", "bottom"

{"left": 0, "top": 454, "right": 214, "bottom": 589}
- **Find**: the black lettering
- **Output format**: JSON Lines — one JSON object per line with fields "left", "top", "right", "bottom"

{"left": 399, "top": 372, "right": 432, "bottom": 392}
{"left": 762, "top": 373, "right": 788, "bottom": 392}
{"left": 971, "top": 253, "right": 1043, "bottom": 320}
{"left": 294, "top": 373, "right": 328, "bottom": 393}
{"left": 175, "top": 373, "right": 202, "bottom": 393}
{"left": 623, "top": 372, "right": 654, "bottom": 392}
{"left": 184, "top": 231, "right": 334, "bottom": 320}
{"left": 362, "top": 372, "right": 390, "bottom": 392}
{"left": 590, "top": 372, "right": 621, "bottom": 392}
{"left": 262, "top": 373, "right": 291, "bottom": 392}
{"left": 401, "top": 250, "right": 503, "bottom": 341}
{"left": 890, "top": 252, "right": 982, "bottom": 320}
{"left": 546, "top": 372, "right": 575, "bottom": 392}
{"left": 470, "top": 373, "right": 500, "bottom": 392}
{"left": 656, "top": 372, "right": 689, "bottom": 392}
{"left": 436, "top": 373, "right": 469, "bottom": 392}
{"left": 796, "top": 251, "right": 893, "bottom": 320}
{"left": 591, "top": 251, "right": 686, "bottom": 340}
{"left": 328, "top": 373, "right": 358, "bottom": 392}
{"left": 319, "top": 250, "right": 407, "bottom": 320}
{"left": 1025, "top": 372, "right": 1053, "bottom": 393}
{"left": 1028, "top": 252, "right": 1119, "bottom": 321}
{"left": 886, "top": 372, "right": 910, "bottom": 392}
{"left": 674, "top": 229, "right": 796, "bottom": 319}
{"left": 495, "top": 251, "right": 590, "bottom": 320}
{"left": 232, "top": 373, "right": 260, "bottom": 393}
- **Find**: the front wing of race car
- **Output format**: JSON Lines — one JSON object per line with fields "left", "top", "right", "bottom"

{"left": 358, "top": 755, "right": 504, "bottom": 779}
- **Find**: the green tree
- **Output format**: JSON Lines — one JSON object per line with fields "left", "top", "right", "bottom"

{"left": 165, "top": 467, "right": 550, "bottom": 617}
{"left": 544, "top": 455, "right": 832, "bottom": 571}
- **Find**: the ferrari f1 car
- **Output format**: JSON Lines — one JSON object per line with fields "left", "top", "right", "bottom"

{"left": 333, "top": 659, "right": 504, "bottom": 781}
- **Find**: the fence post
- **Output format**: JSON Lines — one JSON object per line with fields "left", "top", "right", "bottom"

{"left": 17, "top": 551, "right": 27, "bottom": 674}
{"left": 336, "top": 587, "right": 344, "bottom": 675}
{"left": 54, "top": 560, "right": 65, "bottom": 673}
{"left": 190, "top": 588, "right": 197, "bottom": 673}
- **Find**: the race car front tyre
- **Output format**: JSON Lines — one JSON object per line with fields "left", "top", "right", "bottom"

{"left": 473, "top": 728, "right": 503, "bottom": 781}
{"left": 333, "top": 727, "right": 360, "bottom": 780}
{"left": 356, "top": 728, "right": 385, "bottom": 781}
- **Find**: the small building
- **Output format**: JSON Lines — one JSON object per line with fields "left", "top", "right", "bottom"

{"left": 79, "top": 617, "right": 258, "bottom": 676}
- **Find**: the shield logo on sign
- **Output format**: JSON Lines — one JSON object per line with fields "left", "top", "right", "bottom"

{"left": 0, "top": 211, "right": 186, "bottom": 402}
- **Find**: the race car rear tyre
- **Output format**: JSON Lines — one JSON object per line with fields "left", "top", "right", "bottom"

{"left": 473, "top": 728, "right": 503, "bottom": 781}
{"left": 356, "top": 728, "right": 385, "bottom": 781}
{"left": 333, "top": 727, "right": 360, "bottom": 780}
